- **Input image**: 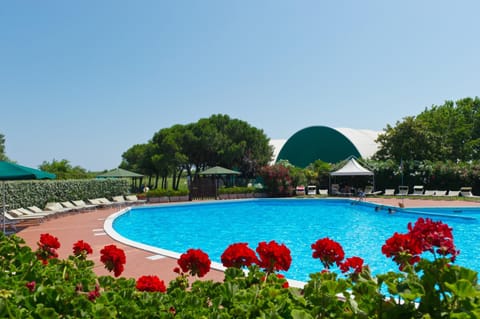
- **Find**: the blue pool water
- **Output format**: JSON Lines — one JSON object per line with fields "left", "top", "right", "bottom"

{"left": 111, "top": 199, "right": 480, "bottom": 282}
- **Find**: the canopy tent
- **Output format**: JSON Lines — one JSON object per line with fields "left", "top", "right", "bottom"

{"left": 96, "top": 168, "right": 144, "bottom": 178}
{"left": 0, "top": 161, "right": 56, "bottom": 233}
{"left": 330, "top": 157, "right": 374, "bottom": 176}
{"left": 197, "top": 166, "right": 241, "bottom": 199}
{"left": 329, "top": 157, "right": 375, "bottom": 195}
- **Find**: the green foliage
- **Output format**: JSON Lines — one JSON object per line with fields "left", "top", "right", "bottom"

{"left": 1, "top": 231, "right": 479, "bottom": 318}
{"left": 146, "top": 188, "right": 189, "bottom": 197}
{"left": 0, "top": 132, "right": 8, "bottom": 161}
{"left": 375, "top": 97, "right": 480, "bottom": 162}
{"left": 0, "top": 179, "right": 129, "bottom": 209}
{"left": 218, "top": 186, "right": 256, "bottom": 194}
{"left": 122, "top": 114, "right": 273, "bottom": 190}
{"left": 39, "top": 159, "right": 95, "bottom": 179}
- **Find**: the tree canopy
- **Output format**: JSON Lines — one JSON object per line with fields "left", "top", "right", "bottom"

{"left": 121, "top": 114, "right": 273, "bottom": 189}
{"left": 39, "top": 159, "right": 92, "bottom": 179}
{"left": 374, "top": 97, "right": 480, "bottom": 162}
{"left": 0, "top": 132, "right": 10, "bottom": 161}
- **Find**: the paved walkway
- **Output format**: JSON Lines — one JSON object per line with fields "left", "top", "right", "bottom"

{"left": 16, "top": 198, "right": 480, "bottom": 283}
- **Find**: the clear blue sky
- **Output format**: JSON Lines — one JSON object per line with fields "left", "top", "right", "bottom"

{"left": 1, "top": 1, "right": 479, "bottom": 171}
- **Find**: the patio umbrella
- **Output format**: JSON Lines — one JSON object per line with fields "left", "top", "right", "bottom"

{"left": 198, "top": 166, "right": 241, "bottom": 199}
{"left": 0, "top": 161, "right": 56, "bottom": 233}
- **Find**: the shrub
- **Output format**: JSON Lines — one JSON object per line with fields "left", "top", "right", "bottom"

{"left": 1, "top": 217, "right": 479, "bottom": 317}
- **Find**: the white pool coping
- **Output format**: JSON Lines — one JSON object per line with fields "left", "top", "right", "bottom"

{"left": 103, "top": 203, "right": 306, "bottom": 288}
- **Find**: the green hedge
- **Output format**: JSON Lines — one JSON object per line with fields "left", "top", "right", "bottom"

{"left": 218, "top": 186, "right": 256, "bottom": 194}
{"left": 146, "top": 188, "right": 189, "bottom": 198}
{"left": 0, "top": 179, "right": 129, "bottom": 210}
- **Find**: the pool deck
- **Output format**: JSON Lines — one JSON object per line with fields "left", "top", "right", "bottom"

{"left": 16, "top": 197, "right": 480, "bottom": 284}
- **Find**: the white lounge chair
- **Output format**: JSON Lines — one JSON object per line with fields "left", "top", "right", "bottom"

{"left": 460, "top": 187, "right": 480, "bottom": 198}
{"left": 412, "top": 185, "right": 424, "bottom": 195}
{"left": 447, "top": 190, "right": 461, "bottom": 197}
{"left": 364, "top": 185, "right": 382, "bottom": 195}
{"left": 125, "top": 195, "right": 146, "bottom": 204}
{"left": 433, "top": 190, "right": 448, "bottom": 196}
{"left": 398, "top": 186, "right": 409, "bottom": 196}
{"left": 45, "top": 202, "right": 73, "bottom": 214}
{"left": 295, "top": 186, "right": 305, "bottom": 196}
{"left": 384, "top": 189, "right": 395, "bottom": 196}
{"left": 307, "top": 185, "right": 317, "bottom": 195}
{"left": 318, "top": 189, "right": 328, "bottom": 196}
{"left": 423, "top": 190, "right": 435, "bottom": 196}
{"left": 72, "top": 200, "right": 97, "bottom": 210}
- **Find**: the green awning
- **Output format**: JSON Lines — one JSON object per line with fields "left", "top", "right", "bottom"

{"left": 96, "top": 168, "right": 144, "bottom": 178}
{"left": 198, "top": 166, "right": 241, "bottom": 175}
{"left": 0, "top": 161, "right": 56, "bottom": 180}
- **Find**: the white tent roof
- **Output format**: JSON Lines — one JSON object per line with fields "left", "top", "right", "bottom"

{"left": 330, "top": 157, "right": 373, "bottom": 176}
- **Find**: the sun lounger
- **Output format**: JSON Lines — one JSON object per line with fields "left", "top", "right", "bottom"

{"left": 125, "top": 195, "right": 146, "bottom": 204}
{"left": 295, "top": 186, "right": 305, "bottom": 196}
{"left": 384, "top": 189, "right": 395, "bottom": 196}
{"left": 17, "top": 207, "right": 54, "bottom": 217}
{"left": 412, "top": 185, "right": 424, "bottom": 195}
{"left": 72, "top": 200, "right": 97, "bottom": 210}
{"left": 364, "top": 186, "right": 382, "bottom": 196}
{"left": 318, "top": 189, "right": 328, "bottom": 196}
{"left": 460, "top": 187, "right": 480, "bottom": 198}
{"left": 307, "top": 185, "right": 317, "bottom": 195}
{"left": 447, "top": 190, "right": 461, "bottom": 197}
{"left": 423, "top": 190, "right": 435, "bottom": 196}
{"left": 433, "top": 190, "right": 448, "bottom": 196}
{"left": 6, "top": 210, "right": 45, "bottom": 224}
{"left": 398, "top": 186, "right": 409, "bottom": 196}
{"left": 44, "top": 202, "right": 73, "bottom": 214}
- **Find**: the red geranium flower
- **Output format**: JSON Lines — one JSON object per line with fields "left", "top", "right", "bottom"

{"left": 221, "top": 242, "right": 258, "bottom": 268}
{"left": 256, "top": 240, "right": 292, "bottom": 273}
{"left": 311, "top": 238, "right": 345, "bottom": 269}
{"left": 136, "top": 275, "right": 167, "bottom": 292}
{"left": 339, "top": 256, "right": 364, "bottom": 274}
{"left": 88, "top": 284, "right": 100, "bottom": 302}
{"left": 178, "top": 248, "right": 211, "bottom": 277}
{"left": 36, "top": 233, "right": 61, "bottom": 264}
{"left": 26, "top": 281, "right": 36, "bottom": 292}
{"left": 408, "top": 218, "right": 459, "bottom": 260}
{"left": 382, "top": 232, "right": 422, "bottom": 270}
{"left": 100, "top": 244, "right": 126, "bottom": 277}
{"left": 73, "top": 240, "right": 93, "bottom": 258}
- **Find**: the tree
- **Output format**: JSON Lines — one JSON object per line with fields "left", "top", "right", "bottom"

{"left": 0, "top": 132, "right": 9, "bottom": 161}
{"left": 374, "top": 97, "right": 480, "bottom": 162}
{"left": 39, "top": 159, "right": 91, "bottom": 179}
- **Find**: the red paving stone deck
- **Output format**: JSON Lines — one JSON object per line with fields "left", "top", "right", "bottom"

{"left": 16, "top": 197, "right": 480, "bottom": 283}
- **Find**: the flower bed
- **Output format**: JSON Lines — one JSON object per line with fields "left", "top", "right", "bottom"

{"left": 0, "top": 217, "right": 479, "bottom": 317}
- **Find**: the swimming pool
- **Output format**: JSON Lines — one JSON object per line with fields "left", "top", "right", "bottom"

{"left": 107, "top": 199, "right": 480, "bottom": 282}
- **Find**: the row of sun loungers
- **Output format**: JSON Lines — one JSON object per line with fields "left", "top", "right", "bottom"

{"left": 2, "top": 195, "right": 146, "bottom": 229}
{"left": 383, "top": 186, "right": 476, "bottom": 197}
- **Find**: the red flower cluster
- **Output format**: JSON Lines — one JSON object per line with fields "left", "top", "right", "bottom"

{"left": 256, "top": 240, "right": 292, "bottom": 273}
{"left": 178, "top": 248, "right": 211, "bottom": 277}
{"left": 26, "top": 281, "right": 36, "bottom": 292}
{"left": 221, "top": 243, "right": 258, "bottom": 268}
{"left": 382, "top": 232, "right": 421, "bottom": 270}
{"left": 100, "top": 245, "right": 126, "bottom": 277}
{"left": 382, "top": 218, "right": 459, "bottom": 270}
{"left": 36, "top": 233, "right": 61, "bottom": 264}
{"left": 73, "top": 240, "right": 93, "bottom": 258}
{"left": 311, "top": 238, "right": 345, "bottom": 269}
{"left": 408, "top": 218, "right": 459, "bottom": 259}
{"left": 339, "top": 256, "right": 364, "bottom": 274}
{"left": 88, "top": 284, "right": 100, "bottom": 302}
{"left": 136, "top": 275, "right": 167, "bottom": 292}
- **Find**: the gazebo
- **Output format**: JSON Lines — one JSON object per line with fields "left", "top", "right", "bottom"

{"left": 329, "top": 157, "right": 375, "bottom": 195}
